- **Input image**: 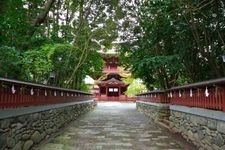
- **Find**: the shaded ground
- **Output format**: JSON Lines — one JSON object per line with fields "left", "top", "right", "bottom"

{"left": 37, "top": 102, "right": 196, "bottom": 150}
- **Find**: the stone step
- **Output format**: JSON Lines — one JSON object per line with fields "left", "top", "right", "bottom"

{"left": 157, "top": 119, "right": 171, "bottom": 129}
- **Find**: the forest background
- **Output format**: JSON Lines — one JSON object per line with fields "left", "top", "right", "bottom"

{"left": 0, "top": 0, "right": 224, "bottom": 93}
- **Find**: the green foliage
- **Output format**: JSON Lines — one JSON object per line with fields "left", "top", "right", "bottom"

{"left": 0, "top": 46, "right": 21, "bottom": 79}
{"left": 20, "top": 45, "right": 53, "bottom": 82}
{"left": 20, "top": 43, "right": 103, "bottom": 89}
{"left": 79, "top": 83, "right": 92, "bottom": 92}
{"left": 125, "top": 79, "right": 147, "bottom": 97}
{"left": 0, "top": 0, "right": 29, "bottom": 49}
{"left": 0, "top": 0, "right": 119, "bottom": 90}
{"left": 120, "top": 0, "right": 225, "bottom": 90}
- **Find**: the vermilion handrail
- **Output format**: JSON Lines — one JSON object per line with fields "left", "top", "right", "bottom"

{"left": 137, "top": 77, "right": 225, "bottom": 112}
{"left": 0, "top": 77, "right": 93, "bottom": 109}
{"left": 96, "top": 96, "right": 136, "bottom": 102}
{"left": 136, "top": 90, "right": 169, "bottom": 103}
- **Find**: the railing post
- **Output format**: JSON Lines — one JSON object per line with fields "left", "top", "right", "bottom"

{"left": 223, "top": 87, "right": 225, "bottom": 112}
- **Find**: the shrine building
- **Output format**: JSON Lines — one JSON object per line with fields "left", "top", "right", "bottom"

{"left": 95, "top": 51, "right": 129, "bottom": 101}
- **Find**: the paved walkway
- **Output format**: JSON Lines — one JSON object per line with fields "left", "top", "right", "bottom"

{"left": 37, "top": 102, "right": 196, "bottom": 150}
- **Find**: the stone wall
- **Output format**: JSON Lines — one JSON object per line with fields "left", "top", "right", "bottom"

{"left": 136, "top": 101, "right": 170, "bottom": 122}
{"left": 0, "top": 100, "right": 96, "bottom": 150}
{"left": 170, "top": 105, "right": 225, "bottom": 150}
{"left": 136, "top": 101, "right": 225, "bottom": 150}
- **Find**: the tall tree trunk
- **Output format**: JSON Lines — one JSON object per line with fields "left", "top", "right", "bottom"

{"left": 56, "top": 0, "right": 60, "bottom": 35}
{"left": 32, "top": 0, "right": 55, "bottom": 27}
{"left": 28, "top": 0, "right": 55, "bottom": 37}
{"left": 79, "top": 0, "right": 84, "bottom": 23}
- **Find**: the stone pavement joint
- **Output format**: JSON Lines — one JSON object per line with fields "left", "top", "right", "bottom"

{"left": 37, "top": 102, "right": 196, "bottom": 150}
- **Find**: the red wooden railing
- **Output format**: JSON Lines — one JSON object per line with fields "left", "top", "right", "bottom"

{"left": 169, "top": 78, "right": 225, "bottom": 112}
{"left": 136, "top": 90, "right": 169, "bottom": 103}
{"left": 0, "top": 78, "right": 93, "bottom": 109}
{"left": 137, "top": 77, "right": 225, "bottom": 112}
{"left": 96, "top": 96, "right": 136, "bottom": 102}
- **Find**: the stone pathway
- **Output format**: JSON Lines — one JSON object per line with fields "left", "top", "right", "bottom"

{"left": 37, "top": 102, "right": 196, "bottom": 150}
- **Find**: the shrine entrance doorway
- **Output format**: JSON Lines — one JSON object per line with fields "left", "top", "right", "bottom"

{"left": 108, "top": 87, "right": 119, "bottom": 97}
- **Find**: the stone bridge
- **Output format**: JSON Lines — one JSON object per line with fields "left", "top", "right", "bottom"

{"left": 0, "top": 77, "right": 225, "bottom": 150}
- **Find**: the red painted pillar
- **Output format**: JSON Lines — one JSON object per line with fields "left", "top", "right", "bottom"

{"left": 106, "top": 86, "right": 108, "bottom": 97}
{"left": 118, "top": 86, "right": 121, "bottom": 101}
{"left": 98, "top": 86, "right": 101, "bottom": 97}
{"left": 118, "top": 86, "right": 121, "bottom": 97}
{"left": 223, "top": 87, "right": 225, "bottom": 112}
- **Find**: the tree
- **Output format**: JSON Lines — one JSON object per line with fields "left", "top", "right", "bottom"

{"left": 0, "top": 46, "right": 21, "bottom": 79}
{"left": 120, "top": 0, "right": 225, "bottom": 90}
{"left": 20, "top": 43, "right": 103, "bottom": 89}
{"left": 0, "top": 0, "right": 122, "bottom": 90}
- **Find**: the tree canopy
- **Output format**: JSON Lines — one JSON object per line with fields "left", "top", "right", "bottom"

{"left": 120, "top": 0, "right": 225, "bottom": 90}
{"left": 1, "top": 0, "right": 224, "bottom": 91}
{"left": 0, "top": 0, "right": 125, "bottom": 90}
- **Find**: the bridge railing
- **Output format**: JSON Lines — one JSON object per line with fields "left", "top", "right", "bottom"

{"left": 168, "top": 78, "right": 225, "bottom": 111}
{"left": 0, "top": 77, "right": 93, "bottom": 109}
{"left": 136, "top": 90, "right": 169, "bottom": 103}
{"left": 137, "top": 77, "right": 225, "bottom": 112}
{"left": 96, "top": 95, "right": 136, "bottom": 102}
